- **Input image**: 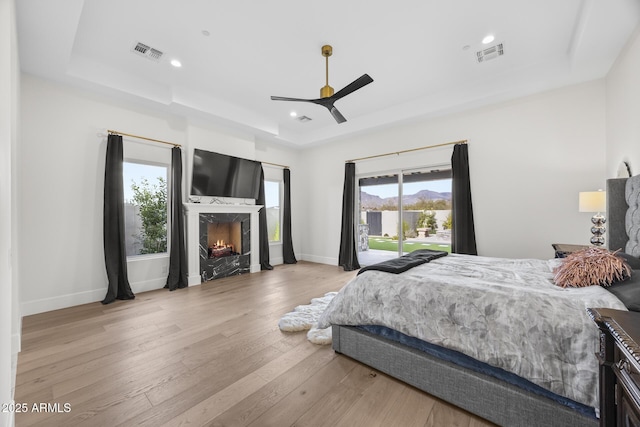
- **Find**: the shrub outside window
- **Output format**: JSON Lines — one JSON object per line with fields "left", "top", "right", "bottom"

{"left": 123, "top": 161, "right": 169, "bottom": 256}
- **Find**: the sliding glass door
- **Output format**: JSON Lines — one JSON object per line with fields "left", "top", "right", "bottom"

{"left": 358, "top": 175, "right": 400, "bottom": 265}
{"left": 357, "top": 168, "right": 452, "bottom": 265}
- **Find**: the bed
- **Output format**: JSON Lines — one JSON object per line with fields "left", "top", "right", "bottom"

{"left": 318, "top": 174, "right": 640, "bottom": 427}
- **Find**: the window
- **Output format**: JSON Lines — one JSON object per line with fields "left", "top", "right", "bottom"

{"left": 264, "top": 180, "right": 281, "bottom": 242}
{"left": 123, "top": 161, "right": 169, "bottom": 256}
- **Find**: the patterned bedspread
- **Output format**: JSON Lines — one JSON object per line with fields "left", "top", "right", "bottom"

{"left": 317, "top": 254, "right": 627, "bottom": 408}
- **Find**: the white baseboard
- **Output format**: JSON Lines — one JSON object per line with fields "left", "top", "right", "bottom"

{"left": 12, "top": 315, "right": 20, "bottom": 354}
{"left": 299, "top": 253, "right": 338, "bottom": 265}
{"left": 130, "top": 277, "right": 167, "bottom": 294}
{"left": 11, "top": 340, "right": 18, "bottom": 400}
{"left": 188, "top": 274, "right": 202, "bottom": 286}
{"left": 269, "top": 257, "right": 284, "bottom": 266}
{"left": 21, "top": 277, "right": 170, "bottom": 316}
{"left": 12, "top": 333, "right": 20, "bottom": 356}
{"left": 1, "top": 409, "right": 14, "bottom": 427}
{"left": 21, "top": 288, "right": 105, "bottom": 316}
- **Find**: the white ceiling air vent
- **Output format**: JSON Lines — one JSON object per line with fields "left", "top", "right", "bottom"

{"left": 132, "top": 42, "right": 164, "bottom": 62}
{"left": 297, "top": 115, "right": 312, "bottom": 122}
{"left": 477, "top": 43, "right": 504, "bottom": 63}
{"left": 148, "top": 48, "right": 163, "bottom": 61}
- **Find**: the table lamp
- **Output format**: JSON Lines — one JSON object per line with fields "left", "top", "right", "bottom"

{"left": 579, "top": 190, "right": 606, "bottom": 246}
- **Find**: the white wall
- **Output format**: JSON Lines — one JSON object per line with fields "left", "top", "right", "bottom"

{"left": 1, "top": 1, "right": 20, "bottom": 425}
{"left": 19, "top": 76, "right": 185, "bottom": 314}
{"left": 299, "top": 80, "right": 607, "bottom": 262}
{"left": 607, "top": 26, "right": 640, "bottom": 177}
{"left": 18, "top": 76, "right": 302, "bottom": 315}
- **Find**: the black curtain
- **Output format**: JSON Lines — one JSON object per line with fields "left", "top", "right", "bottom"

{"left": 102, "top": 134, "right": 135, "bottom": 304}
{"left": 338, "top": 162, "right": 361, "bottom": 271}
{"left": 282, "top": 168, "right": 297, "bottom": 264}
{"left": 165, "top": 147, "right": 188, "bottom": 291}
{"left": 257, "top": 166, "right": 273, "bottom": 270}
{"left": 451, "top": 143, "right": 477, "bottom": 255}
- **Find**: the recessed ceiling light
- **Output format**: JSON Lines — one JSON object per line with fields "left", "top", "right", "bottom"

{"left": 170, "top": 59, "right": 182, "bottom": 68}
{"left": 202, "top": 30, "right": 210, "bottom": 37}
{"left": 290, "top": 111, "right": 298, "bottom": 117}
{"left": 482, "top": 35, "right": 495, "bottom": 44}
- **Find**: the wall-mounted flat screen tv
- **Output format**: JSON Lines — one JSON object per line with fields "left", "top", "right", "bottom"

{"left": 191, "top": 149, "right": 262, "bottom": 199}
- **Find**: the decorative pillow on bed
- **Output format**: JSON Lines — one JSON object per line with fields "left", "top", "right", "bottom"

{"left": 553, "top": 247, "right": 632, "bottom": 288}
{"left": 616, "top": 251, "right": 640, "bottom": 269}
{"left": 606, "top": 271, "right": 640, "bottom": 312}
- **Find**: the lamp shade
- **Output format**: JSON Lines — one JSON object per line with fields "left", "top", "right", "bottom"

{"left": 579, "top": 191, "right": 606, "bottom": 213}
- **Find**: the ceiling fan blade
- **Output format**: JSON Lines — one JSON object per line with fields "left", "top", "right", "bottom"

{"left": 330, "top": 106, "right": 347, "bottom": 124}
{"left": 270, "top": 96, "right": 313, "bottom": 102}
{"left": 332, "top": 74, "right": 374, "bottom": 101}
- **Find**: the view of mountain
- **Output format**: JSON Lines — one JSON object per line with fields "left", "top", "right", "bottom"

{"left": 360, "top": 189, "right": 452, "bottom": 209}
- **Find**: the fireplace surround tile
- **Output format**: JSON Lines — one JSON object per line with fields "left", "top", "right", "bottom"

{"left": 199, "top": 212, "right": 250, "bottom": 281}
{"left": 184, "top": 203, "right": 262, "bottom": 285}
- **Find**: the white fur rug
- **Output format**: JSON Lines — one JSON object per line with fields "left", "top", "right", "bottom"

{"left": 278, "top": 292, "right": 336, "bottom": 345}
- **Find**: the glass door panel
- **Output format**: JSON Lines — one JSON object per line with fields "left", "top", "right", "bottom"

{"left": 358, "top": 175, "right": 401, "bottom": 265}
{"left": 401, "top": 169, "right": 452, "bottom": 255}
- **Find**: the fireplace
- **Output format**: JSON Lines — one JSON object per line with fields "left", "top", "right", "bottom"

{"left": 198, "top": 212, "right": 251, "bottom": 281}
{"left": 184, "top": 203, "right": 262, "bottom": 285}
{"left": 207, "top": 222, "right": 242, "bottom": 258}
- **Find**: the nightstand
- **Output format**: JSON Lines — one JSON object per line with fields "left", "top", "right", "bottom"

{"left": 588, "top": 308, "right": 640, "bottom": 427}
{"left": 551, "top": 243, "right": 590, "bottom": 258}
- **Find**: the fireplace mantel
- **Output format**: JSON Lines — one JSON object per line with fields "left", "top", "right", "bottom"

{"left": 184, "top": 203, "right": 262, "bottom": 215}
{"left": 184, "top": 203, "right": 262, "bottom": 285}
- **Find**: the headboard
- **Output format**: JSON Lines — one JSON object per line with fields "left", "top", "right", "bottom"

{"left": 626, "top": 175, "right": 640, "bottom": 256}
{"left": 607, "top": 174, "right": 640, "bottom": 256}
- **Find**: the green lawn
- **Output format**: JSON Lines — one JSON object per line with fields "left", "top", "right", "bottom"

{"left": 367, "top": 237, "right": 451, "bottom": 253}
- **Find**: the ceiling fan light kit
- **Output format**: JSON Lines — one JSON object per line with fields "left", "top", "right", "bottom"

{"left": 271, "top": 44, "right": 373, "bottom": 124}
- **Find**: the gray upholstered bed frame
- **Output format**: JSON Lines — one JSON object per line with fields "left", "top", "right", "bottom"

{"left": 332, "top": 325, "right": 594, "bottom": 426}
{"left": 331, "top": 174, "right": 640, "bottom": 427}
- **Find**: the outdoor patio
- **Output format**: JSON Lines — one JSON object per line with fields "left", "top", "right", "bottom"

{"left": 358, "top": 234, "right": 452, "bottom": 266}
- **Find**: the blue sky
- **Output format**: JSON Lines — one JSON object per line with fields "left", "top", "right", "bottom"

{"left": 362, "top": 179, "right": 452, "bottom": 198}
{"left": 123, "top": 162, "right": 166, "bottom": 202}
{"left": 264, "top": 181, "right": 279, "bottom": 208}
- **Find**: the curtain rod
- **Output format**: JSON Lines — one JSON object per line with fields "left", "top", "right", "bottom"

{"left": 346, "top": 139, "right": 467, "bottom": 163}
{"left": 107, "top": 129, "right": 182, "bottom": 148}
{"left": 261, "top": 161, "right": 289, "bottom": 169}
{"left": 107, "top": 130, "right": 290, "bottom": 168}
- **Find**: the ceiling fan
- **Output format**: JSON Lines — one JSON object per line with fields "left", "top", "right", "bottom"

{"left": 271, "top": 45, "right": 373, "bottom": 124}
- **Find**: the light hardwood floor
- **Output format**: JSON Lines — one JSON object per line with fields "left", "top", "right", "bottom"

{"left": 15, "top": 261, "right": 496, "bottom": 427}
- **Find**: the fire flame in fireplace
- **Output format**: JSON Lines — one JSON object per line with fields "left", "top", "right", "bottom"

{"left": 212, "top": 240, "right": 233, "bottom": 251}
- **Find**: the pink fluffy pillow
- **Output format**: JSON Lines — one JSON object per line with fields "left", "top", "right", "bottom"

{"left": 553, "top": 247, "right": 632, "bottom": 288}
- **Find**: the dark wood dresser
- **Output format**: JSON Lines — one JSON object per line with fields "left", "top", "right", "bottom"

{"left": 588, "top": 308, "right": 640, "bottom": 427}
